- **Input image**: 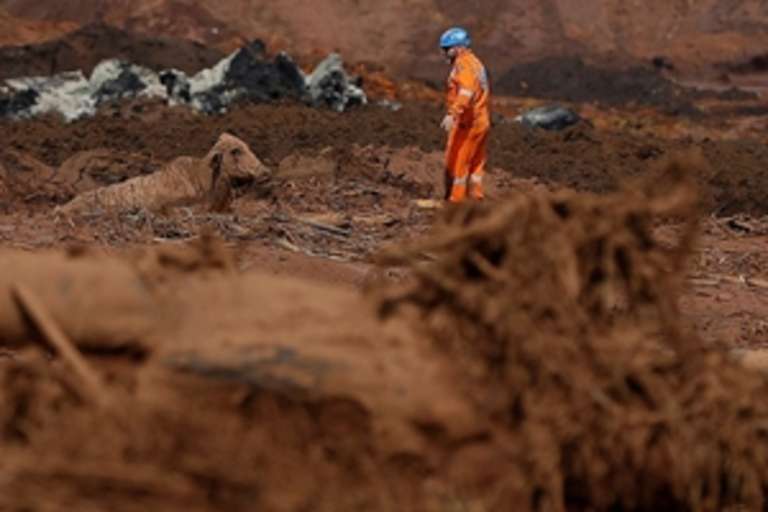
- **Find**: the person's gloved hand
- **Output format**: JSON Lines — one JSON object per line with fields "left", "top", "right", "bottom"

{"left": 440, "top": 114, "right": 455, "bottom": 132}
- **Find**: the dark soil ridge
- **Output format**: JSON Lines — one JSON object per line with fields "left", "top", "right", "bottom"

{"left": 0, "top": 22, "right": 225, "bottom": 79}
{"left": 2, "top": 101, "right": 768, "bottom": 216}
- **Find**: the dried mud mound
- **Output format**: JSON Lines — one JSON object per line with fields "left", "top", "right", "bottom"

{"left": 0, "top": 22, "right": 224, "bottom": 80}
{"left": 377, "top": 153, "right": 768, "bottom": 510}
{"left": 0, "top": 103, "right": 438, "bottom": 166}
{"left": 0, "top": 146, "right": 161, "bottom": 210}
{"left": 2, "top": 154, "right": 768, "bottom": 510}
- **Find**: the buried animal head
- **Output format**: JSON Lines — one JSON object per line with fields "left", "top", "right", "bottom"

{"left": 205, "top": 133, "right": 271, "bottom": 182}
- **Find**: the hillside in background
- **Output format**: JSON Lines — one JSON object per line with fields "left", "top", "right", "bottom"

{"left": 1, "top": 0, "right": 767, "bottom": 82}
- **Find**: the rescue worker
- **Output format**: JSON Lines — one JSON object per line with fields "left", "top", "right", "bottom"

{"left": 439, "top": 27, "right": 490, "bottom": 202}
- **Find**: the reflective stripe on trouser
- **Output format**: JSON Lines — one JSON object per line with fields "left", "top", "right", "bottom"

{"left": 470, "top": 173, "right": 484, "bottom": 199}
{"left": 445, "top": 124, "right": 489, "bottom": 202}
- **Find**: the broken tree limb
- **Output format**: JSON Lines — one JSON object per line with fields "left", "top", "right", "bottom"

{"left": 0, "top": 251, "right": 159, "bottom": 349}
{"left": 688, "top": 273, "right": 768, "bottom": 290}
{"left": 11, "top": 283, "right": 111, "bottom": 408}
{"left": 295, "top": 217, "right": 352, "bottom": 238}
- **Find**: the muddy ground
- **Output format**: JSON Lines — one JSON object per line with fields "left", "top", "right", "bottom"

{"left": 2, "top": 2, "right": 768, "bottom": 507}
{"left": 2, "top": 30, "right": 768, "bottom": 508}
{"left": 2, "top": 136, "right": 768, "bottom": 510}
{"left": 3, "top": 99, "right": 768, "bottom": 216}
{"left": 3, "top": 98, "right": 768, "bottom": 348}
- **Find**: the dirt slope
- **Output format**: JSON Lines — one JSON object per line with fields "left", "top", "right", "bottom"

{"left": 0, "top": 22, "right": 224, "bottom": 78}
{"left": 2, "top": 0, "right": 768, "bottom": 80}
{"left": 0, "top": 6, "right": 76, "bottom": 46}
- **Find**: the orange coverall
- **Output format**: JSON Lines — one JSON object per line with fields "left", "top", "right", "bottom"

{"left": 445, "top": 48, "right": 490, "bottom": 202}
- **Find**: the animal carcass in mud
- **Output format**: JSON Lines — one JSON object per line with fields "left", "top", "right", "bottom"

{"left": 57, "top": 133, "right": 270, "bottom": 215}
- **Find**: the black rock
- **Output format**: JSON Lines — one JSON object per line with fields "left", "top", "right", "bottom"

{"left": 0, "top": 88, "right": 39, "bottom": 117}
{"left": 94, "top": 65, "right": 147, "bottom": 104}
{"left": 159, "top": 70, "right": 191, "bottom": 102}
{"left": 274, "top": 53, "right": 307, "bottom": 94}
{"left": 223, "top": 41, "right": 305, "bottom": 103}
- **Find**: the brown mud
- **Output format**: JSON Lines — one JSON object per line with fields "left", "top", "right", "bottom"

{"left": 1, "top": 20, "right": 768, "bottom": 509}
{"left": 0, "top": 6, "right": 77, "bottom": 47}
{"left": 2, "top": 155, "right": 768, "bottom": 511}
{"left": 3, "top": 101, "right": 768, "bottom": 216}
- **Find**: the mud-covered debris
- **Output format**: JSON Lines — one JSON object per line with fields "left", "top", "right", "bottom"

{"left": 0, "top": 41, "right": 368, "bottom": 121}
{"left": 3, "top": 154, "right": 768, "bottom": 511}
{"left": 90, "top": 60, "right": 166, "bottom": 106}
{"left": 186, "top": 41, "right": 307, "bottom": 114}
{"left": 0, "top": 60, "right": 171, "bottom": 121}
{"left": 306, "top": 53, "right": 367, "bottom": 112}
{"left": 375, "top": 152, "right": 768, "bottom": 511}
{"left": 0, "top": 251, "right": 159, "bottom": 350}
{"left": 2, "top": 71, "right": 92, "bottom": 121}
{"left": 376, "top": 99, "right": 402, "bottom": 111}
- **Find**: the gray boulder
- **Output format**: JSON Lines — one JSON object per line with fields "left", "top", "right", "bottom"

{"left": 516, "top": 105, "right": 581, "bottom": 131}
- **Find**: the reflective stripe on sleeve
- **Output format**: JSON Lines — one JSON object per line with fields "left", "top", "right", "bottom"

{"left": 458, "top": 88, "right": 474, "bottom": 98}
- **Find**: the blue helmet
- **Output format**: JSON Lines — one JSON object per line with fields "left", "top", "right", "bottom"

{"left": 439, "top": 27, "right": 471, "bottom": 49}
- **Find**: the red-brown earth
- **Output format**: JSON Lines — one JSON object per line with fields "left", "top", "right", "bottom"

{"left": 1, "top": 5, "right": 768, "bottom": 510}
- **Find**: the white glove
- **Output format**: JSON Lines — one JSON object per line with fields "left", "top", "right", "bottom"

{"left": 440, "top": 114, "right": 455, "bottom": 132}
